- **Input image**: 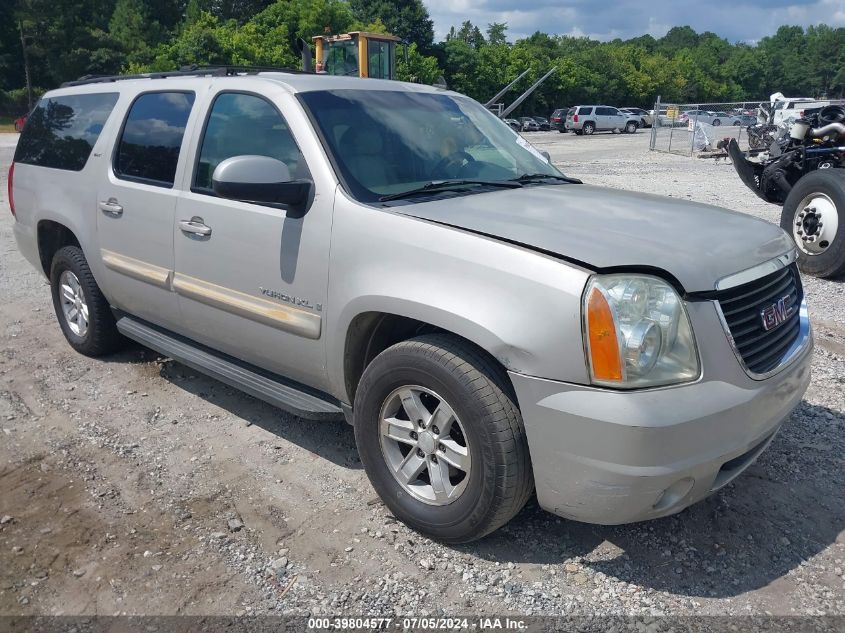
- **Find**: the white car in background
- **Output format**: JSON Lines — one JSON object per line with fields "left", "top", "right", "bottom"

{"left": 621, "top": 107, "right": 653, "bottom": 128}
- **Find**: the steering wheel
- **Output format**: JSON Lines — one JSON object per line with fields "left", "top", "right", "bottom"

{"left": 431, "top": 151, "right": 476, "bottom": 179}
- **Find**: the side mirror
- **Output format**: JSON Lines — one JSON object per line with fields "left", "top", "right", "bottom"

{"left": 212, "top": 155, "right": 312, "bottom": 214}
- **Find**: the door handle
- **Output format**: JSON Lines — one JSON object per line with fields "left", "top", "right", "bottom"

{"left": 98, "top": 198, "right": 123, "bottom": 217}
{"left": 179, "top": 217, "right": 212, "bottom": 237}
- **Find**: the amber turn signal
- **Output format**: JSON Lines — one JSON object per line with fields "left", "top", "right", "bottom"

{"left": 586, "top": 285, "right": 623, "bottom": 382}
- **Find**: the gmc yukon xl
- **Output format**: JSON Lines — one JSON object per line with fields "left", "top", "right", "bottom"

{"left": 9, "top": 69, "right": 812, "bottom": 542}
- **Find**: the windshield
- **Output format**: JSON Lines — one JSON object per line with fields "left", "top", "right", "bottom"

{"left": 298, "top": 89, "right": 562, "bottom": 203}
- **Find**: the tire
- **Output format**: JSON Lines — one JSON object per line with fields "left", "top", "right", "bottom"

{"left": 582, "top": 122, "right": 595, "bottom": 135}
{"left": 353, "top": 334, "right": 533, "bottom": 543}
{"left": 640, "top": 118, "right": 647, "bottom": 128}
{"left": 780, "top": 170, "right": 845, "bottom": 278}
{"left": 712, "top": 119, "right": 721, "bottom": 126}
{"left": 574, "top": 130, "right": 583, "bottom": 136}
{"left": 625, "top": 121, "right": 638, "bottom": 134}
{"left": 50, "top": 245, "right": 126, "bottom": 356}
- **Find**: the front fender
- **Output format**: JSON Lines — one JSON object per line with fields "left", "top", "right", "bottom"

{"left": 325, "top": 191, "right": 593, "bottom": 401}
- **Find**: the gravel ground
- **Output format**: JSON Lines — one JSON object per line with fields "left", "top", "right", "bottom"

{"left": 0, "top": 130, "right": 843, "bottom": 618}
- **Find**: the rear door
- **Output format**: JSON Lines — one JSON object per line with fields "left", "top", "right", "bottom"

{"left": 172, "top": 87, "right": 333, "bottom": 390}
{"left": 96, "top": 90, "right": 197, "bottom": 331}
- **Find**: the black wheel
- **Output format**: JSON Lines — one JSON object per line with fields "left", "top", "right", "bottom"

{"left": 625, "top": 121, "right": 638, "bottom": 134}
{"left": 50, "top": 245, "right": 126, "bottom": 356}
{"left": 582, "top": 122, "right": 595, "bottom": 135}
{"left": 353, "top": 334, "right": 533, "bottom": 543}
{"left": 712, "top": 119, "right": 721, "bottom": 126}
{"left": 781, "top": 170, "right": 845, "bottom": 278}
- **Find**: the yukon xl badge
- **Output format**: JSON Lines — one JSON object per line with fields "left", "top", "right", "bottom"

{"left": 259, "top": 287, "right": 322, "bottom": 312}
{"left": 760, "top": 295, "right": 796, "bottom": 332}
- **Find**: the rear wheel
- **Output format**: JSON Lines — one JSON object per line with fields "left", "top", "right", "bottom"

{"left": 353, "top": 334, "right": 533, "bottom": 543}
{"left": 50, "top": 246, "right": 126, "bottom": 356}
{"left": 780, "top": 169, "right": 845, "bottom": 278}
{"left": 582, "top": 122, "right": 595, "bottom": 135}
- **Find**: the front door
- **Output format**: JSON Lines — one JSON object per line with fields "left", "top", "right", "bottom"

{"left": 96, "top": 91, "right": 196, "bottom": 331}
{"left": 173, "top": 89, "right": 333, "bottom": 390}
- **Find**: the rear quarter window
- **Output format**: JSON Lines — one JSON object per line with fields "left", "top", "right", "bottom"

{"left": 14, "top": 93, "right": 119, "bottom": 171}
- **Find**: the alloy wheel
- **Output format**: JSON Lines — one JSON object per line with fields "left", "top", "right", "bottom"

{"left": 59, "top": 270, "right": 89, "bottom": 337}
{"left": 378, "top": 385, "right": 471, "bottom": 506}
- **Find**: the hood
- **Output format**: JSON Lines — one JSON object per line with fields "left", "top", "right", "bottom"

{"left": 395, "top": 184, "right": 794, "bottom": 292}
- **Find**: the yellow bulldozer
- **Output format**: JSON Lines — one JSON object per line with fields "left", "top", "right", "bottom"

{"left": 309, "top": 31, "right": 401, "bottom": 80}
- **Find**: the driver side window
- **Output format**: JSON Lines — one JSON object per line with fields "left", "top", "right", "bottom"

{"left": 193, "top": 92, "right": 306, "bottom": 193}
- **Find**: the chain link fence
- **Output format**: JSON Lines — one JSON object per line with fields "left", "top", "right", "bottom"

{"left": 649, "top": 98, "right": 766, "bottom": 155}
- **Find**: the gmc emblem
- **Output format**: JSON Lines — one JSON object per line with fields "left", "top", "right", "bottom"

{"left": 760, "top": 295, "right": 796, "bottom": 332}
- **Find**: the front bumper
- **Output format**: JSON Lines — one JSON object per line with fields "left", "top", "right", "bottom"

{"left": 509, "top": 300, "right": 813, "bottom": 525}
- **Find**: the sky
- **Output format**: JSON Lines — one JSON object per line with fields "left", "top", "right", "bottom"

{"left": 425, "top": 0, "right": 845, "bottom": 43}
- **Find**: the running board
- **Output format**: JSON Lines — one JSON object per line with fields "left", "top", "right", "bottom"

{"left": 116, "top": 316, "right": 344, "bottom": 421}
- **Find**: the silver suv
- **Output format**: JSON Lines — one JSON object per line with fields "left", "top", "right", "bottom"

{"left": 9, "top": 69, "right": 812, "bottom": 543}
{"left": 565, "top": 105, "right": 640, "bottom": 135}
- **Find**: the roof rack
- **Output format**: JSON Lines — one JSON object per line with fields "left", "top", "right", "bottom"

{"left": 61, "top": 65, "right": 309, "bottom": 87}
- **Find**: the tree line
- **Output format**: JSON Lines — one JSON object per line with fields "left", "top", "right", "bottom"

{"left": 3, "top": 0, "right": 844, "bottom": 116}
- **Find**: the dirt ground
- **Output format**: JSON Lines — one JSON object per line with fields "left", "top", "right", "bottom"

{"left": 0, "top": 130, "right": 843, "bottom": 619}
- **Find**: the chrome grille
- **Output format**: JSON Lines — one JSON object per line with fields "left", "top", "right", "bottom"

{"left": 716, "top": 263, "right": 803, "bottom": 375}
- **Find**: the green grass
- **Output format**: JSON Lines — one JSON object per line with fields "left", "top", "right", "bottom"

{"left": 0, "top": 116, "right": 18, "bottom": 133}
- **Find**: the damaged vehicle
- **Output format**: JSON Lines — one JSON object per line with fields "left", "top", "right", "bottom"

{"left": 726, "top": 103, "right": 845, "bottom": 278}
{"left": 11, "top": 69, "right": 812, "bottom": 542}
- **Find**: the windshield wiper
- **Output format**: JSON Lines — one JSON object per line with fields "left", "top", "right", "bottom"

{"left": 510, "top": 173, "right": 582, "bottom": 184}
{"left": 379, "top": 179, "right": 522, "bottom": 202}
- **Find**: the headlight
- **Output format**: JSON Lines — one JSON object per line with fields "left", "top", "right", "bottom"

{"left": 582, "top": 274, "right": 700, "bottom": 388}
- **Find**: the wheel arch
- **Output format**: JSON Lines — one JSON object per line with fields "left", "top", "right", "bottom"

{"left": 37, "top": 220, "right": 81, "bottom": 277}
{"left": 340, "top": 304, "right": 518, "bottom": 406}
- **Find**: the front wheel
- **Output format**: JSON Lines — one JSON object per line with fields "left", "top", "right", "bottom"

{"left": 712, "top": 119, "right": 721, "bottom": 126}
{"left": 625, "top": 121, "right": 638, "bottom": 134}
{"left": 353, "top": 334, "right": 533, "bottom": 543}
{"left": 780, "top": 169, "right": 845, "bottom": 278}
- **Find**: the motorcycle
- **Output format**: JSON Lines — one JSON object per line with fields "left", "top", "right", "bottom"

{"left": 724, "top": 104, "right": 845, "bottom": 278}
{"left": 746, "top": 101, "right": 780, "bottom": 150}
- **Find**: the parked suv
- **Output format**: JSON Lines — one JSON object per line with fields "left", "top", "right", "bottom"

{"left": 550, "top": 108, "right": 567, "bottom": 132}
{"left": 10, "top": 70, "right": 812, "bottom": 543}
{"left": 566, "top": 105, "right": 639, "bottom": 135}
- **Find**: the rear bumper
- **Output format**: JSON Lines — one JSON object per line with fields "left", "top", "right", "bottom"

{"left": 509, "top": 312, "right": 812, "bottom": 525}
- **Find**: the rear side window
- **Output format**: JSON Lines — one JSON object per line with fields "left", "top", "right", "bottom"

{"left": 115, "top": 91, "right": 195, "bottom": 187}
{"left": 14, "top": 93, "right": 119, "bottom": 171}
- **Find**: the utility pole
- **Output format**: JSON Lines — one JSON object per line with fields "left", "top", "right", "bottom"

{"left": 19, "top": 19, "right": 33, "bottom": 111}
